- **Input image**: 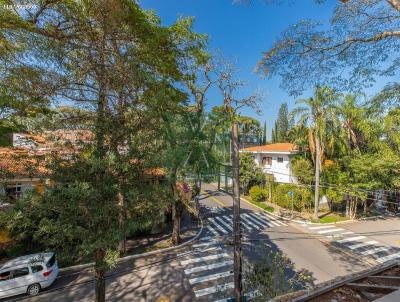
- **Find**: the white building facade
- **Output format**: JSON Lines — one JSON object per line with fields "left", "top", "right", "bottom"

{"left": 240, "top": 143, "right": 299, "bottom": 184}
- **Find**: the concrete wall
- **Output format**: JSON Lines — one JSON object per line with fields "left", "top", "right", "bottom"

{"left": 253, "top": 153, "right": 296, "bottom": 184}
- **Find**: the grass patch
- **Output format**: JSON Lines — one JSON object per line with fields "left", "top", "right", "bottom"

{"left": 317, "top": 213, "right": 349, "bottom": 224}
{"left": 243, "top": 196, "right": 274, "bottom": 213}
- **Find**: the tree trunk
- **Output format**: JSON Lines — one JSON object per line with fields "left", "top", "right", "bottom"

{"left": 95, "top": 250, "right": 106, "bottom": 302}
{"left": 117, "top": 192, "right": 126, "bottom": 254}
{"left": 313, "top": 134, "right": 320, "bottom": 221}
{"left": 232, "top": 122, "right": 243, "bottom": 302}
{"left": 268, "top": 181, "right": 272, "bottom": 203}
{"left": 345, "top": 194, "right": 350, "bottom": 217}
{"left": 171, "top": 200, "right": 181, "bottom": 245}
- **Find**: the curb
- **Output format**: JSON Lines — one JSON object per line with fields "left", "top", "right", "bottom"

{"left": 60, "top": 215, "right": 204, "bottom": 273}
{"left": 210, "top": 182, "right": 387, "bottom": 225}
{"left": 239, "top": 195, "right": 385, "bottom": 226}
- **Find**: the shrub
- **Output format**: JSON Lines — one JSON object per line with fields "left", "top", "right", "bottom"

{"left": 272, "top": 184, "right": 312, "bottom": 212}
{"left": 249, "top": 185, "right": 267, "bottom": 202}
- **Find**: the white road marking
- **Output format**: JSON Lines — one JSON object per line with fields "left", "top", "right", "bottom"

{"left": 189, "top": 270, "right": 233, "bottom": 285}
{"left": 184, "top": 260, "right": 233, "bottom": 274}
{"left": 337, "top": 236, "right": 366, "bottom": 243}
{"left": 318, "top": 228, "right": 344, "bottom": 234}
{"left": 180, "top": 252, "right": 230, "bottom": 266}
{"left": 361, "top": 246, "right": 390, "bottom": 256}
{"left": 347, "top": 241, "right": 378, "bottom": 250}
{"left": 194, "top": 282, "right": 234, "bottom": 297}
{"left": 261, "top": 212, "right": 287, "bottom": 226}
{"left": 228, "top": 215, "right": 252, "bottom": 231}
{"left": 207, "top": 225, "right": 219, "bottom": 236}
{"left": 178, "top": 247, "right": 220, "bottom": 258}
{"left": 240, "top": 215, "right": 259, "bottom": 229}
{"left": 215, "top": 216, "right": 233, "bottom": 231}
{"left": 208, "top": 217, "right": 229, "bottom": 234}
{"left": 214, "top": 290, "right": 260, "bottom": 302}
{"left": 248, "top": 213, "right": 274, "bottom": 227}
{"left": 376, "top": 252, "right": 400, "bottom": 263}
{"left": 309, "top": 225, "right": 337, "bottom": 230}
{"left": 242, "top": 213, "right": 268, "bottom": 228}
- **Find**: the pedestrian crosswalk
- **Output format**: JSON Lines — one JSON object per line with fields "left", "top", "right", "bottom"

{"left": 206, "top": 211, "right": 287, "bottom": 238}
{"left": 179, "top": 241, "right": 234, "bottom": 301}
{"left": 301, "top": 223, "right": 400, "bottom": 264}
{"left": 179, "top": 208, "right": 284, "bottom": 301}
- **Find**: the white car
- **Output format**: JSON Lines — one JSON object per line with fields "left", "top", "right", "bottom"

{"left": 0, "top": 252, "right": 59, "bottom": 299}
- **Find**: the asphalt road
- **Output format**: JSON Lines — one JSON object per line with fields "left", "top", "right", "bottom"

{"left": 3, "top": 184, "right": 399, "bottom": 302}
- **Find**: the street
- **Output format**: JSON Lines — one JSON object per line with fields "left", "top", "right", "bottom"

{"left": 4, "top": 184, "right": 400, "bottom": 302}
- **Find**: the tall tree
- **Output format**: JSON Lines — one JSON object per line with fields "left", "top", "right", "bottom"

{"left": 257, "top": 0, "right": 400, "bottom": 96}
{"left": 262, "top": 121, "right": 267, "bottom": 144}
{"left": 273, "top": 103, "right": 291, "bottom": 142}
{"left": 1, "top": 1, "right": 191, "bottom": 301}
{"left": 292, "top": 86, "right": 338, "bottom": 221}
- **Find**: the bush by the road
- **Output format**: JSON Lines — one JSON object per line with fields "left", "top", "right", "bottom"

{"left": 249, "top": 185, "right": 267, "bottom": 202}
{"left": 273, "top": 184, "right": 312, "bottom": 212}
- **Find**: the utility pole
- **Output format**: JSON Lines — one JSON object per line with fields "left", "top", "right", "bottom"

{"left": 231, "top": 122, "right": 243, "bottom": 302}
{"left": 313, "top": 133, "right": 320, "bottom": 221}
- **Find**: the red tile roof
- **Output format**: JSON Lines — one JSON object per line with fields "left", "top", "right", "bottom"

{"left": 241, "top": 143, "right": 298, "bottom": 153}
{"left": 0, "top": 148, "right": 49, "bottom": 179}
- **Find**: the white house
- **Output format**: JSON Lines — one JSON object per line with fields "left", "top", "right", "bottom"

{"left": 240, "top": 143, "right": 299, "bottom": 184}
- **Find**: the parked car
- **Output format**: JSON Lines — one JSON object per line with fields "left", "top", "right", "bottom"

{"left": 0, "top": 252, "right": 59, "bottom": 299}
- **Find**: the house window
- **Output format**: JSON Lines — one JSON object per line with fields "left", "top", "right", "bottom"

{"left": 262, "top": 156, "right": 272, "bottom": 166}
{"left": 277, "top": 157, "right": 284, "bottom": 163}
{"left": 6, "top": 183, "right": 22, "bottom": 199}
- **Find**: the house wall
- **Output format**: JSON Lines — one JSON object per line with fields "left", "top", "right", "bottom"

{"left": 253, "top": 153, "right": 296, "bottom": 184}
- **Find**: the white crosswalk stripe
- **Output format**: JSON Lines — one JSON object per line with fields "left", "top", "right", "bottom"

{"left": 208, "top": 217, "right": 229, "bottom": 234}
{"left": 336, "top": 236, "right": 366, "bottom": 243}
{"left": 309, "top": 225, "right": 336, "bottom": 230}
{"left": 347, "top": 241, "right": 378, "bottom": 250}
{"left": 240, "top": 214, "right": 259, "bottom": 229}
{"left": 302, "top": 222, "right": 400, "bottom": 266}
{"left": 207, "top": 225, "right": 219, "bottom": 236}
{"left": 189, "top": 270, "right": 233, "bottom": 285}
{"left": 243, "top": 213, "right": 269, "bottom": 228}
{"left": 184, "top": 260, "right": 233, "bottom": 274}
{"left": 318, "top": 228, "right": 344, "bottom": 234}
{"left": 262, "top": 211, "right": 287, "bottom": 226}
{"left": 248, "top": 212, "right": 274, "bottom": 227}
{"left": 194, "top": 282, "right": 234, "bottom": 298}
{"left": 180, "top": 251, "right": 229, "bottom": 265}
{"left": 376, "top": 252, "right": 400, "bottom": 263}
{"left": 214, "top": 216, "right": 233, "bottom": 231}
{"left": 360, "top": 246, "right": 390, "bottom": 256}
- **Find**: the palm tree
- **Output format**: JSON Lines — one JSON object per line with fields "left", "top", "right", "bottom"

{"left": 334, "top": 94, "right": 369, "bottom": 152}
{"left": 291, "top": 86, "right": 338, "bottom": 221}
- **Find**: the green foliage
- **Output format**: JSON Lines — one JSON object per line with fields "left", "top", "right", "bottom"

{"left": 291, "top": 156, "right": 314, "bottom": 185}
{"left": 273, "top": 184, "right": 312, "bottom": 212}
{"left": 258, "top": 1, "right": 400, "bottom": 95}
{"left": 272, "top": 103, "right": 292, "bottom": 143}
{"left": 245, "top": 245, "right": 313, "bottom": 300}
{"left": 249, "top": 185, "right": 267, "bottom": 203}
{"left": 239, "top": 153, "right": 265, "bottom": 194}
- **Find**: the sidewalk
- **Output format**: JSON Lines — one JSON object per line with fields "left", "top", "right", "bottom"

{"left": 124, "top": 211, "right": 200, "bottom": 255}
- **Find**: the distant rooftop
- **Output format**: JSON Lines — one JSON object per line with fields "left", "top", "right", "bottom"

{"left": 240, "top": 143, "right": 299, "bottom": 153}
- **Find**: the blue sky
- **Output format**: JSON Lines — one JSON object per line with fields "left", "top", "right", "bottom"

{"left": 140, "top": 0, "right": 387, "bottom": 138}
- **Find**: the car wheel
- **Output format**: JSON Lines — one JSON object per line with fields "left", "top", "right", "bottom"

{"left": 27, "top": 283, "right": 41, "bottom": 296}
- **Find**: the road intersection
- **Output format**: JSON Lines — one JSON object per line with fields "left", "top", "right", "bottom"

{"left": 5, "top": 184, "right": 400, "bottom": 302}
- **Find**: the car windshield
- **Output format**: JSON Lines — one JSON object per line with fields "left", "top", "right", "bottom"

{"left": 46, "top": 254, "right": 56, "bottom": 269}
